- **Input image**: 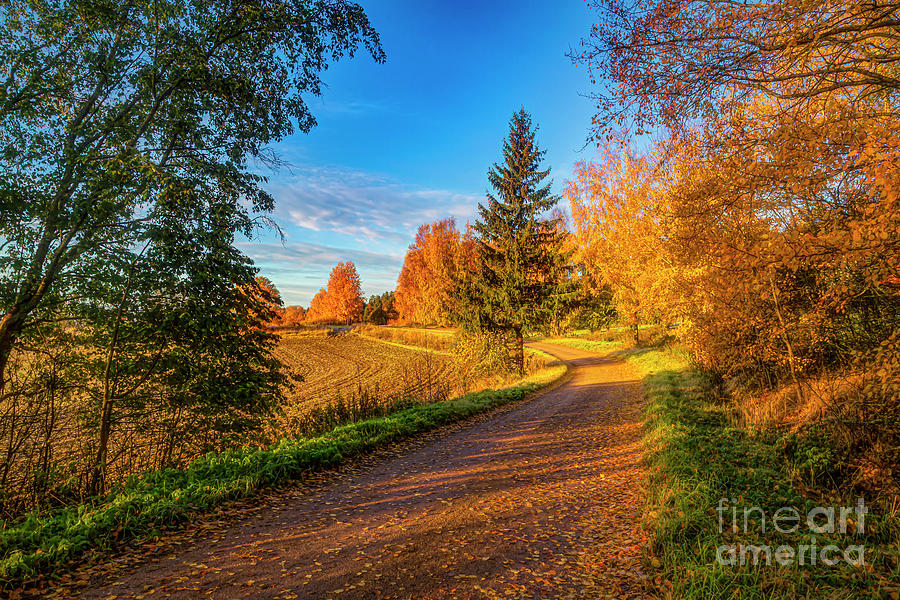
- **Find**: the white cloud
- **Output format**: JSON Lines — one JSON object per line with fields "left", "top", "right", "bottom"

{"left": 241, "top": 164, "right": 484, "bottom": 305}
{"left": 266, "top": 165, "right": 480, "bottom": 244}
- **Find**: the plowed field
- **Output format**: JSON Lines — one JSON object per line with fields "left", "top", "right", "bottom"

{"left": 274, "top": 332, "right": 457, "bottom": 416}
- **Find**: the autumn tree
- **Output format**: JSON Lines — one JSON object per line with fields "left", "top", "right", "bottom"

{"left": 567, "top": 144, "right": 675, "bottom": 345}
{"left": 575, "top": 0, "right": 900, "bottom": 136}
{"left": 280, "top": 305, "right": 307, "bottom": 327}
{"left": 395, "top": 219, "right": 463, "bottom": 325}
{"left": 305, "top": 261, "right": 365, "bottom": 325}
{"left": 306, "top": 288, "right": 332, "bottom": 324}
{"left": 255, "top": 277, "right": 283, "bottom": 307}
{"left": 327, "top": 261, "right": 365, "bottom": 324}
{"left": 243, "top": 276, "right": 284, "bottom": 326}
{"left": 574, "top": 0, "right": 900, "bottom": 462}
{"left": 460, "top": 109, "right": 568, "bottom": 374}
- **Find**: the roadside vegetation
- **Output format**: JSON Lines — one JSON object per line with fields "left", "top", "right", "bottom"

{"left": 631, "top": 346, "right": 900, "bottom": 598}
{"left": 538, "top": 331, "right": 899, "bottom": 597}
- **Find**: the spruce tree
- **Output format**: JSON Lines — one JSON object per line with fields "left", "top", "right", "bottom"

{"left": 465, "top": 109, "right": 568, "bottom": 374}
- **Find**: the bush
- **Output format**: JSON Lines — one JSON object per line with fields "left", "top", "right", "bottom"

{"left": 638, "top": 348, "right": 898, "bottom": 599}
{"left": 452, "top": 331, "right": 515, "bottom": 378}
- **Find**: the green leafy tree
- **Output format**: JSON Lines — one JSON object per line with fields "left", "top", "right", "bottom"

{"left": 380, "top": 291, "right": 397, "bottom": 321}
{"left": 0, "top": 0, "right": 383, "bottom": 501}
{"left": 0, "top": 0, "right": 383, "bottom": 390}
{"left": 461, "top": 109, "right": 568, "bottom": 374}
{"left": 364, "top": 295, "right": 391, "bottom": 325}
{"left": 364, "top": 295, "right": 381, "bottom": 322}
{"left": 84, "top": 214, "right": 288, "bottom": 494}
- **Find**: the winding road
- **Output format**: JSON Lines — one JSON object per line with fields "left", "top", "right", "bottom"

{"left": 74, "top": 342, "right": 649, "bottom": 600}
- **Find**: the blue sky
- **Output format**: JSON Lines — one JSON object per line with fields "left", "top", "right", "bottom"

{"left": 243, "top": 0, "right": 599, "bottom": 305}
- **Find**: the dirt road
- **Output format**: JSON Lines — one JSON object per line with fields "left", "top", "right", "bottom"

{"left": 76, "top": 342, "right": 649, "bottom": 600}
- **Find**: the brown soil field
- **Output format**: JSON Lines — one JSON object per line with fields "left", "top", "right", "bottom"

{"left": 272, "top": 333, "right": 459, "bottom": 434}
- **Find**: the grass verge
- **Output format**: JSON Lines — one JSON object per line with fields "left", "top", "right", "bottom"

{"left": 540, "top": 336, "right": 624, "bottom": 353}
{"left": 0, "top": 363, "right": 566, "bottom": 590}
{"left": 637, "top": 348, "right": 899, "bottom": 599}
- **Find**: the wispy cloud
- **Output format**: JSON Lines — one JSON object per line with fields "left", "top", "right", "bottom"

{"left": 310, "top": 98, "right": 390, "bottom": 117}
{"left": 239, "top": 241, "right": 401, "bottom": 273}
{"left": 267, "top": 165, "right": 480, "bottom": 245}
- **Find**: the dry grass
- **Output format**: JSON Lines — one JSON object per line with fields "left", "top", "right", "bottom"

{"left": 730, "top": 370, "right": 900, "bottom": 497}
{"left": 356, "top": 324, "right": 456, "bottom": 353}
{"left": 0, "top": 326, "right": 558, "bottom": 519}
{"left": 730, "top": 371, "right": 865, "bottom": 432}
{"left": 267, "top": 325, "right": 333, "bottom": 336}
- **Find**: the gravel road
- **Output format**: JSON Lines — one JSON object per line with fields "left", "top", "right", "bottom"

{"left": 75, "top": 342, "right": 650, "bottom": 600}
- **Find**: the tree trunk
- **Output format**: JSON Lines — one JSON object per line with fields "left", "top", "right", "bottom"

{"left": 632, "top": 322, "right": 639, "bottom": 347}
{"left": 89, "top": 252, "right": 142, "bottom": 496}
{"left": 0, "top": 308, "right": 29, "bottom": 396}
{"left": 770, "top": 273, "right": 805, "bottom": 403}
{"left": 514, "top": 328, "right": 524, "bottom": 377}
{"left": 90, "top": 396, "right": 114, "bottom": 495}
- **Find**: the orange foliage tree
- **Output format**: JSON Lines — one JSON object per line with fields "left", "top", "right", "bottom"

{"left": 328, "top": 261, "right": 365, "bottom": 324}
{"left": 305, "top": 261, "right": 365, "bottom": 325}
{"left": 576, "top": 0, "right": 900, "bottom": 137}
{"left": 394, "top": 218, "right": 465, "bottom": 326}
{"left": 279, "top": 305, "right": 307, "bottom": 327}
{"left": 245, "top": 277, "right": 310, "bottom": 328}
{"left": 306, "top": 288, "right": 332, "bottom": 324}
{"left": 574, "top": 0, "right": 900, "bottom": 442}
{"left": 238, "top": 276, "right": 284, "bottom": 326}
{"left": 567, "top": 144, "right": 676, "bottom": 345}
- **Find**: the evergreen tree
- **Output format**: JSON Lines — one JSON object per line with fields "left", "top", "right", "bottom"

{"left": 380, "top": 291, "right": 398, "bottom": 322}
{"left": 463, "top": 109, "right": 569, "bottom": 374}
{"left": 364, "top": 295, "right": 387, "bottom": 324}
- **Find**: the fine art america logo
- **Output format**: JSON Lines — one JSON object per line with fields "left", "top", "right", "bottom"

{"left": 716, "top": 498, "right": 868, "bottom": 567}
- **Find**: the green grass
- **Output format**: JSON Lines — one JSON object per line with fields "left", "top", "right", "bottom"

{"left": 0, "top": 363, "right": 566, "bottom": 590}
{"left": 524, "top": 347, "right": 558, "bottom": 363}
{"left": 540, "top": 336, "right": 624, "bottom": 353}
{"left": 637, "top": 348, "right": 899, "bottom": 599}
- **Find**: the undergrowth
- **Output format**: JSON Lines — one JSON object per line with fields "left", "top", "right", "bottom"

{"left": 0, "top": 363, "right": 565, "bottom": 590}
{"left": 636, "top": 348, "right": 900, "bottom": 599}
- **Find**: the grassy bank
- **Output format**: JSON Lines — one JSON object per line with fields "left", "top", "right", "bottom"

{"left": 635, "top": 348, "right": 899, "bottom": 599}
{"left": 0, "top": 363, "right": 566, "bottom": 590}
